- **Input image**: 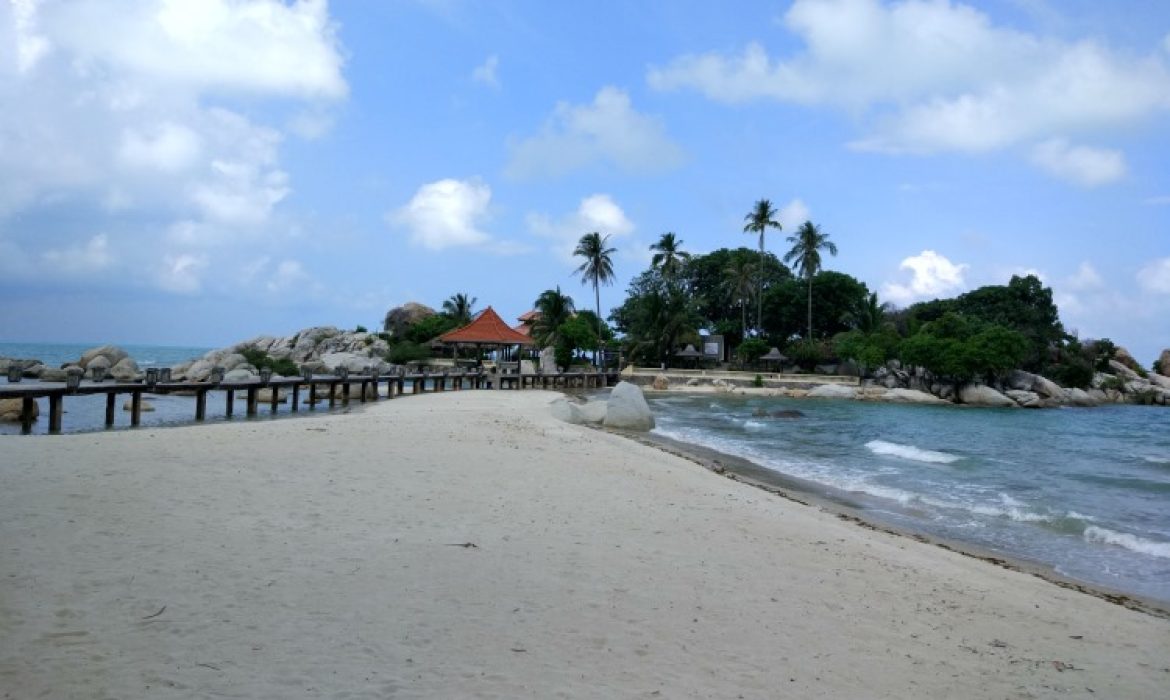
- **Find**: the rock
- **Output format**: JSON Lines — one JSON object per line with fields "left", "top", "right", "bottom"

{"left": 685, "top": 377, "right": 701, "bottom": 387}
{"left": 80, "top": 344, "right": 128, "bottom": 369}
{"left": 322, "top": 352, "right": 376, "bottom": 373}
{"left": 85, "top": 355, "right": 112, "bottom": 371}
{"left": 1148, "top": 373, "right": 1170, "bottom": 390}
{"left": 185, "top": 359, "right": 215, "bottom": 382}
{"left": 383, "top": 302, "right": 436, "bottom": 337}
{"left": 807, "top": 384, "right": 858, "bottom": 399}
{"left": 257, "top": 388, "right": 287, "bottom": 404}
{"left": 1005, "top": 389, "right": 1043, "bottom": 408}
{"left": 772, "top": 409, "right": 804, "bottom": 418}
{"left": 603, "top": 381, "right": 655, "bottom": 431}
{"left": 651, "top": 374, "right": 670, "bottom": 391}
{"left": 1063, "top": 388, "right": 1099, "bottom": 407}
{"left": 110, "top": 357, "right": 140, "bottom": 381}
{"left": 223, "top": 368, "right": 256, "bottom": 382}
{"left": 1157, "top": 348, "right": 1170, "bottom": 374}
{"left": 1113, "top": 346, "right": 1143, "bottom": 373}
{"left": 219, "top": 353, "right": 249, "bottom": 371}
{"left": 958, "top": 384, "right": 1016, "bottom": 407}
{"left": 711, "top": 378, "right": 734, "bottom": 393}
{"left": 549, "top": 397, "right": 580, "bottom": 424}
{"left": 881, "top": 388, "right": 949, "bottom": 405}
{"left": 1108, "top": 359, "right": 1139, "bottom": 381}
{"left": 123, "top": 399, "right": 155, "bottom": 412}
{"left": 39, "top": 368, "right": 69, "bottom": 382}
{"left": 578, "top": 400, "right": 608, "bottom": 425}
{"left": 0, "top": 398, "right": 38, "bottom": 422}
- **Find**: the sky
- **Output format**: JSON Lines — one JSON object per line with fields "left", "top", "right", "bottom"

{"left": 1, "top": 0, "right": 1168, "bottom": 363}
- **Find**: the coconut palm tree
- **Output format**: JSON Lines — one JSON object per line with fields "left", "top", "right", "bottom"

{"left": 649, "top": 232, "right": 690, "bottom": 281}
{"left": 441, "top": 292, "right": 478, "bottom": 326}
{"left": 743, "top": 199, "right": 782, "bottom": 332}
{"left": 531, "top": 287, "right": 575, "bottom": 348}
{"left": 723, "top": 257, "right": 756, "bottom": 341}
{"left": 844, "top": 292, "right": 889, "bottom": 335}
{"left": 572, "top": 231, "right": 616, "bottom": 363}
{"left": 783, "top": 220, "right": 838, "bottom": 340}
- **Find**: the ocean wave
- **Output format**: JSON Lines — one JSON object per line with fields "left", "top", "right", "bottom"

{"left": 743, "top": 420, "right": 766, "bottom": 431}
{"left": 1083, "top": 527, "right": 1170, "bottom": 559}
{"left": 970, "top": 504, "right": 1052, "bottom": 523}
{"left": 865, "top": 440, "right": 960, "bottom": 465}
{"left": 1141, "top": 455, "right": 1170, "bottom": 466}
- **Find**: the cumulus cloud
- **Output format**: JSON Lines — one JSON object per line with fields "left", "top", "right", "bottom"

{"left": 1137, "top": 257, "right": 1170, "bottom": 294}
{"left": 777, "top": 198, "right": 811, "bottom": 231}
{"left": 648, "top": 0, "right": 1169, "bottom": 177}
{"left": 389, "top": 178, "right": 494, "bottom": 251}
{"left": 506, "top": 87, "right": 684, "bottom": 179}
{"left": 881, "top": 250, "right": 969, "bottom": 306}
{"left": 0, "top": 0, "right": 347, "bottom": 296}
{"left": 472, "top": 54, "right": 499, "bottom": 87}
{"left": 1065, "top": 261, "right": 1103, "bottom": 292}
{"left": 40, "top": 233, "right": 114, "bottom": 274}
{"left": 527, "top": 194, "right": 635, "bottom": 263}
{"left": 1029, "top": 139, "right": 1126, "bottom": 187}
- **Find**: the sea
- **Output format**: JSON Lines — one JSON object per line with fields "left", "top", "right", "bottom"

{"left": 4, "top": 342, "right": 1169, "bottom": 606}
{"left": 648, "top": 392, "right": 1170, "bottom": 606}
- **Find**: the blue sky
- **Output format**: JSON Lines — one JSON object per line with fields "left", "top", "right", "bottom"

{"left": 1, "top": 0, "right": 1168, "bottom": 363}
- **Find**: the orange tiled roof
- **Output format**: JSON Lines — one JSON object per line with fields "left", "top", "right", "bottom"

{"left": 438, "top": 306, "right": 536, "bottom": 345}
{"left": 517, "top": 310, "right": 541, "bottom": 322}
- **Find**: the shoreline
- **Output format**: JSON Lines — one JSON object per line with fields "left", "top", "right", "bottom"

{"left": 2, "top": 389, "right": 1168, "bottom": 697}
{"left": 621, "top": 426, "right": 1170, "bottom": 619}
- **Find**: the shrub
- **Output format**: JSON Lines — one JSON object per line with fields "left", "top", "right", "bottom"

{"left": 1099, "top": 375, "right": 1125, "bottom": 392}
{"left": 1155, "top": 359, "right": 1164, "bottom": 375}
{"left": 239, "top": 348, "right": 299, "bottom": 376}
{"left": 787, "top": 338, "right": 826, "bottom": 370}
{"left": 355, "top": 324, "right": 368, "bottom": 333}
{"left": 752, "top": 374, "right": 764, "bottom": 388}
{"left": 736, "top": 338, "right": 769, "bottom": 364}
{"left": 388, "top": 341, "right": 430, "bottom": 364}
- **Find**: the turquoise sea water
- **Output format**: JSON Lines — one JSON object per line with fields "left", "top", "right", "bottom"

{"left": 648, "top": 393, "right": 1170, "bottom": 605}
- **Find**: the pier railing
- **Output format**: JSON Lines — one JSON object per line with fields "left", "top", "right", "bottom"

{"left": 1, "top": 368, "right": 619, "bottom": 435}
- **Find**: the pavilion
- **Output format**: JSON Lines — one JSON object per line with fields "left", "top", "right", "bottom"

{"left": 437, "top": 306, "right": 536, "bottom": 369}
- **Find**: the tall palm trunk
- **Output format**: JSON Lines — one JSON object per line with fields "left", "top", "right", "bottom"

{"left": 757, "top": 236, "right": 764, "bottom": 333}
{"left": 742, "top": 300, "right": 747, "bottom": 341}
{"left": 594, "top": 281, "right": 601, "bottom": 366}
{"left": 807, "top": 276, "right": 813, "bottom": 339}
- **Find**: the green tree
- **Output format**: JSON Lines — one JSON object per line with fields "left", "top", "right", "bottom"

{"left": 682, "top": 247, "right": 790, "bottom": 347}
{"left": 743, "top": 199, "right": 783, "bottom": 332}
{"left": 762, "top": 271, "right": 867, "bottom": 341}
{"left": 783, "top": 220, "right": 838, "bottom": 341}
{"left": 573, "top": 231, "right": 617, "bottom": 362}
{"left": 723, "top": 256, "right": 756, "bottom": 341}
{"left": 649, "top": 232, "right": 690, "bottom": 281}
{"left": 404, "top": 314, "right": 458, "bottom": 344}
{"left": 899, "top": 312, "right": 1028, "bottom": 383}
{"left": 531, "top": 287, "right": 576, "bottom": 349}
{"left": 843, "top": 292, "right": 889, "bottom": 335}
{"left": 610, "top": 270, "right": 700, "bottom": 367}
{"left": 441, "top": 292, "right": 477, "bottom": 326}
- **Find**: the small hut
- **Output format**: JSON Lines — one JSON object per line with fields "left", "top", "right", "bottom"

{"left": 437, "top": 306, "right": 535, "bottom": 371}
{"left": 760, "top": 346, "right": 787, "bottom": 371}
{"left": 674, "top": 343, "right": 702, "bottom": 369}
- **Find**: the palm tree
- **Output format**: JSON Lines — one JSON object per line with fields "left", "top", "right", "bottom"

{"left": 723, "top": 257, "right": 756, "bottom": 340}
{"left": 743, "top": 199, "right": 782, "bottom": 332}
{"left": 572, "top": 231, "right": 616, "bottom": 363}
{"left": 442, "top": 292, "right": 477, "bottom": 326}
{"left": 649, "top": 232, "right": 690, "bottom": 281}
{"left": 531, "top": 287, "right": 575, "bottom": 348}
{"left": 783, "top": 220, "right": 838, "bottom": 340}
{"left": 844, "top": 292, "right": 889, "bottom": 335}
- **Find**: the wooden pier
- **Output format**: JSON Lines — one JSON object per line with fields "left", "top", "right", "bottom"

{"left": 1, "top": 369, "right": 617, "bottom": 435}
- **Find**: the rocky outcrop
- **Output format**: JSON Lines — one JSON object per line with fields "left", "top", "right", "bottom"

{"left": 123, "top": 399, "right": 155, "bottom": 412}
{"left": 880, "top": 388, "right": 948, "bottom": 405}
{"left": 603, "top": 381, "right": 655, "bottom": 431}
{"left": 109, "top": 357, "right": 140, "bottom": 381}
{"left": 807, "top": 384, "right": 858, "bottom": 399}
{"left": 651, "top": 374, "right": 670, "bottom": 390}
{"left": 1005, "top": 390, "right": 1043, "bottom": 408}
{"left": 959, "top": 384, "right": 1016, "bottom": 407}
{"left": 383, "top": 302, "right": 436, "bottom": 338}
{"left": 0, "top": 398, "right": 38, "bottom": 422}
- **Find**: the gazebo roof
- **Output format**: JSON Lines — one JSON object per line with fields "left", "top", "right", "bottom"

{"left": 761, "top": 347, "right": 788, "bottom": 361}
{"left": 438, "top": 306, "right": 535, "bottom": 345}
{"left": 675, "top": 344, "right": 702, "bottom": 357}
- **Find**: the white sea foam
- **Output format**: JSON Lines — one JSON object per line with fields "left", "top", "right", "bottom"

{"left": 743, "top": 420, "right": 766, "bottom": 431}
{"left": 970, "top": 504, "right": 1052, "bottom": 523}
{"left": 865, "top": 440, "right": 960, "bottom": 465}
{"left": 1141, "top": 455, "right": 1170, "bottom": 466}
{"left": 1084, "top": 526, "right": 1170, "bottom": 559}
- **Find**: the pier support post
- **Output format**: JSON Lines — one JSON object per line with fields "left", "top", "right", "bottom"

{"left": 269, "top": 387, "right": 279, "bottom": 413}
{"left": 130, "top": 391, "right": 142, "bottom": 427}
{"left": 48, "top": 394, "right": 63, "bottom": 433}
{"left": 247, "top": 387, "right": 258, "bottom": 416}
{"left": 21, "top": 396, "right": 36, "bottom": 434}
{"left": 195, "top": 389, "right": 207, "bottom": 421}
{"left": 226, "top": 390, "right": 234, "bottom": 418}
{"left": 105, "top": 392, "right": 116, "bottom": 427}
{"left": 328, "top": 383, "right": 336, "bottom": 408}
{"left": 292, "top": 383, "right": 300, "bottom": 412}
{"left": 310, "top": 382, "right": 318, "bottom": 409}
{"left": 342, "top": 382, "right": 351, "bottom": 406}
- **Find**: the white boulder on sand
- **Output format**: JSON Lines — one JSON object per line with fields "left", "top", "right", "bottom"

{"left": 603, "top": 381, "right": 655, "bottom": 431}
{"left": 958, "top": 384, "right": 1016, "bottom": 407}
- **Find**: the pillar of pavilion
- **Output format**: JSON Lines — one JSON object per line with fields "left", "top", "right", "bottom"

{"left": 436, "top": 307, "right": 537, "bottom": 386}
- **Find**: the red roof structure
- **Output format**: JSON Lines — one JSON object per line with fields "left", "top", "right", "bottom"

{"left": 438, "top": 306, "right": 535, "bottom": 346}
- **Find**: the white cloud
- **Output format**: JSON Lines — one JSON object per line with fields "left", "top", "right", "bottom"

{"left": 777, "top": 198, "right": 810, "bottom": 231}
{"left": 527, "top": 194, "right": 635, "bottom": 263}
{"left": 506, "top": 86, "right": 684, "bottom": 179}
{"left": 649, "top": 0, "right": 1170, "bottom": 164}
{"left": 1066, "top": 261, "right": 1103, "bottom": 292}
{"left": 118, "top": 122, "right": 202, "bottom": 173}
{"left": 156, "top": 252, "right": 208, "bottom": 294}
{"left": 390, "top": 178, "right": 493, "bottom": 251}
{"left": 1029, "top": 139, "right": 1126, "bottom": 187}
{"left": 45, "top": 0, "right": 346, "bottom": 99}
{"left": 1137, "top": 257, "right": 1170, "bottom": 294}
{"left": 9, "top": 0, "right": 51, "bottom": 73}
{"left": 881, "top": 250, "right": 969, "bottom": 306}
{"left": 472, "top": 54, "right": 499, "bottom": 87}
{"left": 40, "top": 234, "right": 114, "bottom": 274}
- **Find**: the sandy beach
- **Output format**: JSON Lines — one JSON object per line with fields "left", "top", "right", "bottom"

{"left": 2, "top": 390, "right": 1167, "bottom": 699}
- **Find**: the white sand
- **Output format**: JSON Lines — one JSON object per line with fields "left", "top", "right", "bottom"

{"left": 1, "top": 390, "right": 1167, "bottom": 699}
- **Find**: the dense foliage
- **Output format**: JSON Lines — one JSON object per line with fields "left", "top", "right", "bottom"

{"left": 240, "top": 348, "right": 300, "bottom": 377}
